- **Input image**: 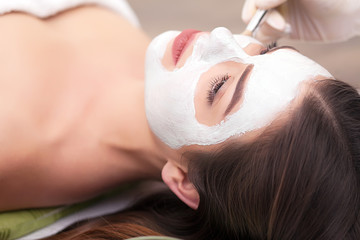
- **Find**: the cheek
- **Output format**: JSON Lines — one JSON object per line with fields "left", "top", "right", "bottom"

{"left": 245, "top": 44, "right": 264, "bottom": 56}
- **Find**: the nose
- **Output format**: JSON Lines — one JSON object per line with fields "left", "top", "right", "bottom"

{"left": 209, "top": 27, "right": 234, "bottom": 38}
{"left": 209, "top": 28, "right": 266, "bottom": 57}
{"left": 233, "top": 34, "right": 264, "bottom": 49}
{"left": 197, "top": 27, "right": 249, "bottom": 62}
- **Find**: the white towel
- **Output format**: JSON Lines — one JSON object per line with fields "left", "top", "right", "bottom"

{"left": 0, "top": 0, "right": 140, "bottom": 27}
{"left": 18, "top": 181, "right": 167, "bottom": 240}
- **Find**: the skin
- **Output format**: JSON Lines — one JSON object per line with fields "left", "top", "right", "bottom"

{"left": 0, "top": 6, "right": 173, "bottom": 211}
{"left": 0, "top": 6, "right": 329, "bottom": 211}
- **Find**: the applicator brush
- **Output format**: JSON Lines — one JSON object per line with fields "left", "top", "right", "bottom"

{"left": 242, "top": 9, "right": 268, "bottom": 37}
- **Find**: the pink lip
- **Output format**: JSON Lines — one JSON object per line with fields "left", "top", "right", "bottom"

{"left": 172, "top": 29, "right": 201, "bottom": 65}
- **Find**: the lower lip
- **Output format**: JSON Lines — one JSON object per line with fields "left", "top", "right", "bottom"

{"left": 172, "top": 29, "right": 201, "bottom": 65}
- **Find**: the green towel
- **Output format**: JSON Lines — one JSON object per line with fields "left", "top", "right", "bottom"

{"left": 0, "top": 183, "right": 137, "bottom": 240}
{"left": 128, "top": 237, "right": 182, "bottom": 240}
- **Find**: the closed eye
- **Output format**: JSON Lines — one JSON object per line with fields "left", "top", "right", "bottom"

{"left": 260, "top": 45, "right": 299, "bottom": 55}
{"left": 260, "top": 42, "right": 277, "bottom": 55}
{"left": 207, "top": 74, "right": 230, "bottom": 105}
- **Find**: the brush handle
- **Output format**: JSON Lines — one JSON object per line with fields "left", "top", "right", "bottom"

{"left": 245, "top": 9, "right": 268, "bottom": 33}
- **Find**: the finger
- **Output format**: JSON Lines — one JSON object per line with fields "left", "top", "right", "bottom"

{"left": 255, "top": 0, "right": 288, "bottom": 10}
{"left": 265, "top": 9, "right": 289, "bottom": 32}
{"left": 253, "top": 10, "right": 290, "bottom": 43}
{"left": 242, "top": 0, "right": 257, "bottom": 24}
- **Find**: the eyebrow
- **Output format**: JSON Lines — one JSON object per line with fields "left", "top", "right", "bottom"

{"left": 224, "top": 64, "right": 254, "bottom": 116}
{"left": 222, "top": 46, "right": 297, "bottom": 116}
{"left": 266, "top": 46, "right": 299, "bottom": 54}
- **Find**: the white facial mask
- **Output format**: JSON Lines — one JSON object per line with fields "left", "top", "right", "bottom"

{"left": 145, "top": 27, "right": 333, "bottom": 149}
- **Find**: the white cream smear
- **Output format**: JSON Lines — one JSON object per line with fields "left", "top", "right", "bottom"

{"left": 145, "top": 27, "right": 333, "bottom": 149}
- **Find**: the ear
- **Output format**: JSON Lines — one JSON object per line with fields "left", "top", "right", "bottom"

{"left": 161, "top": 161, "right": 200, "bottom": 209}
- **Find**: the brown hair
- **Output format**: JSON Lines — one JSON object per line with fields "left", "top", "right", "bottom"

{"left": 49, "top": 79, "right": 360, "bottom": 239}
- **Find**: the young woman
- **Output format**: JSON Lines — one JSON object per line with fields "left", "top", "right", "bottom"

{"left": 1, "top": 0, "right": 360, "bottom": 239}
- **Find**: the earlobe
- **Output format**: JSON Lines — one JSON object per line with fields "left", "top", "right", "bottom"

{"left": 162, "top": 161, "right": 200, "bottom": 209}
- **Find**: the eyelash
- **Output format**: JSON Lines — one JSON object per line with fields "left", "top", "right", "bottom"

{"left": 260, "top": 42, "right": 277, "bottom": 55}
{"left": 206, "top": 43, "right": 277, "bottom": 105}
{"left": 207, "top": 74, "right": 230, "bottom": 104}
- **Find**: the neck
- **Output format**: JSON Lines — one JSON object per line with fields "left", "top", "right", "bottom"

{"left": 97, "top": 76, "right": 172, "bottom": 181}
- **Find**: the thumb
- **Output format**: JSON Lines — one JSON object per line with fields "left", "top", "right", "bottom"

{"left": 255, "top": 0, "right": 288, "bottom": 9}
{"left": 242, "top": 0, "right": 257, "bottom": 24}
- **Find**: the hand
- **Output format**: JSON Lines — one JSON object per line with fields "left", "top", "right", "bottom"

{"left": 242, "top": 0, "right": 360, "bottom": 43}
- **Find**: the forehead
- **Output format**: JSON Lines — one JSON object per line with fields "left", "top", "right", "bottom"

{"left": 244, "top": 49, "right": 324, "bottom": 92}
{"left": 229, "top": 49, "right": 330, "bottom": 118}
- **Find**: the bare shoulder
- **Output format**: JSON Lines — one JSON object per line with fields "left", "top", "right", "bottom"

{"left": 0, "top": 5, "right": 148, "bottom": 152}
{"left": 0, "top": 7, "right": 150, "bottom": 211}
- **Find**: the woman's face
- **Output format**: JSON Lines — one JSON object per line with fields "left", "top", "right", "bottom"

{"left": 145, "top": 27, "right": 333, "bottom": 149}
